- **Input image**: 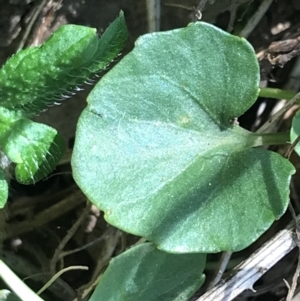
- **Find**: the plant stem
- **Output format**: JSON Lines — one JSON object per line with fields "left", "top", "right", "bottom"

{"left": 239, "top": 0, "right": 274, "bottom": 38}
{"left": 0, "top": 260, "right": 44, "bottom": 301}
{"left": 146, "top": 0, "right": 161, "bottom": 32}
{"left": 250, "top": 131, "right": 290, "bottom": 147}
{"left": 257, "top": 92, "right": 300, "bottom": 134}
{"left": 37, "top": 266, "right": 88, "bottom": 295}
{"left": 259, "top": 88, "right": 296, "bottom": 101}
{"left": 208, "top": 251, "right": 233, "bottom": 289}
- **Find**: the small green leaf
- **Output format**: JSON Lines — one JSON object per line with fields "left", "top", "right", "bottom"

{"left": 0, "top": 12, "right": 127, "bottom": 115}
{"left": 291, "top": 109, "right": 300, "bottom": 155}
{"left": 0, "top": 169, "right": 8, "bottom": 208}
{"left": 3, "top": 118, "right": 65, "bottom": 184}
{"left": 72, "top": 22, "right": 294, "bottom": 252}
{"left": 88, "top": 243, "right": 206, "bottom": 301}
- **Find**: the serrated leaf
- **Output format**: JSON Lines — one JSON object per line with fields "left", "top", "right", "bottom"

{"left": 88, "top": 243, "right": 206, "bottom": 301}
{"left": 72, "top": 22, "right": 294, "bottom": 252}
{"left": 3, "top": 118, "right": 65, "bottom": 184}
{"left": 0, "top": 12, "right": 127, "bottom": 115}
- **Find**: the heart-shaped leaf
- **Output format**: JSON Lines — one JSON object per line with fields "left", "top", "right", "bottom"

{"left": 89, "top": 243, "right": 206, "bottom": 301}
{"left": 0, "top": 12, "right": 127, "bottom": 115}
{"left": 72, "top": 22, "right": 294, "bottom": 252}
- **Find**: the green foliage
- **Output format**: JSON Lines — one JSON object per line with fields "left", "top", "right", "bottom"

{"left": 0, "top": 12, "right": 127, "bottom": 116}
{"left": 3, "top": 117, "right": 65, "bottom": 184}
{"left": 0, "top": 12, "right": 296, "bottom": 301}
{"left": 0, "top": 12, "right": 127, "bottom": 204}
{"left": 0, "top": 169, "right": 8, "bottom": 208}
{"left": 88, "top": 243, "right": 206, "bottom": 301}
{"left": 291, "top": 109, "right": 300, "bottom": 154}
{"left": 72, "top": 22, "right": 294, "bottom": 253}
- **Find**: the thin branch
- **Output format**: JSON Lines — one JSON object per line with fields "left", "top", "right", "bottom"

{"left": 164, "top": 3, "right": 194, "bottom": 11}
{"left": 6, "top": 189, "right": 86, "bottom": 238}
{"left": 256, "top": 92, "right": 300, "bottom": 134}
{"left": 17, "top": 0, "right": 48, "bottom": 49}
{"left": 146, "top": 0, "right": 161, "bottom": 32}
{"left": 59, "top": 227, "right": 112, "bottom": 259}
{"left": 239, "top": 0, "right": 274, "bottom": 38}
{"left": 37, "top": 266, "right": 88, "bottom": 295}
{"left": 195, "top": 0, "right": 208, "bottom": 12}
{"left": 192, "top": 0, "right": 209, "bottom": 21}
{"left": 73, "top": 228, "right": 121, "bottom": 301}
{"left": 284, "top": 135, "right": 300, "bottom": 159}
{"left": 196, "top": 215, "right": 299, "bottom": 301}
{"left": 50, "top": 201, "right": 91, "bottom": 275}
{"left": 208, "top": 252, "right": 233, "bottom": 289}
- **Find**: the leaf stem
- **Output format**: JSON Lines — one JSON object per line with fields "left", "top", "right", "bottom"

{"left": 0, "top": 259, "right": 44, "bottom": 301}
{"left": 259, "top": 88, "right": 297, "bottom": 101}
{"left": 250, "top": 131, "right": 290, "bottom": 147}
{"left": 257, "top": 92, "right": 300, "bottom": 133}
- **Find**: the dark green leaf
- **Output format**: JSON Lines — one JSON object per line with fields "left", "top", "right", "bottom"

{"left": 88, "top": 243, "right": 206, "bottom": 301}
{"left": 291, "top": 109, "right": 300, "bottom": 155}
{"left": 72, "top": 22, "right": 294, "bottom": 252}
{"left": 0, "top": 12, "right": 127, "bottom": 115}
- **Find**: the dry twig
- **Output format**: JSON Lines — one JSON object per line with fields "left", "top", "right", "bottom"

{"left": 49, "top": 201, "right": 91, "bottom": 275}
{"left": 239, "top": 0, "right": 274, "bottom": 38}
{"left": 146, "top": 0, "right": 161, "bottom": 32}
{"left": 196, "top": 215, "right": 298, "bottom": 301}
{"left": 286, "top": 203, "right": 300, "bottom": 301}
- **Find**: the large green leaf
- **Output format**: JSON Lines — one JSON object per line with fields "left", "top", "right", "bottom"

{"left": 88, "top": 243, "right": 206, "bottom": 301}
{"left": 1, "top": 116, "right": 65, "bottom": 184}
{"left": 0, "top": 12, "right": 127, "bottom": 115}
{"left": 72, "top": 22, "right": 294, "bottom": 252}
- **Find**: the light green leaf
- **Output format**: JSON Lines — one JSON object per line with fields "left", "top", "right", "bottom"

{"left": 0, "top": 12, "right": 127, "bottom": 115}
{"left": 0, "top": 168, "right": 8, "bottom": 208}
{"left": 88, "top": 243, "right": 206, "bottom": 301}
{"left": 72, "top": 22, "right": 294, "bottom": 252}
{"left": 2, "top": 117, "right": 65, "bottom": 184}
